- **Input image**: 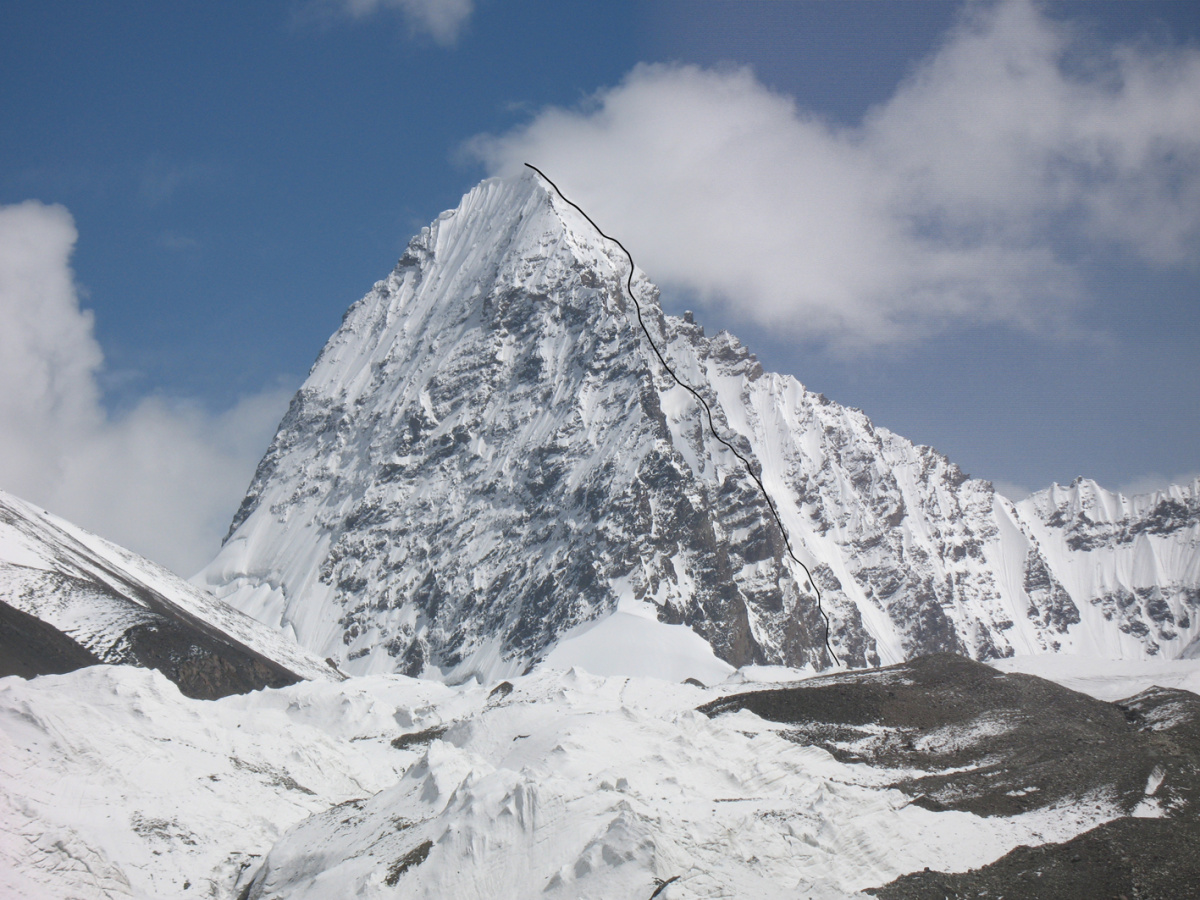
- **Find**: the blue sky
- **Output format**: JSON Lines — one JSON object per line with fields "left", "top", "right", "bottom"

{"left": 1, "top": 1, "right": 1198, "bottom": 574}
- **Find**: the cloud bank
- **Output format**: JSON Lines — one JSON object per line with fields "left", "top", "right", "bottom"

{"left": 472, "top": 0, "right": 1200, "bottom": 349}
{"left": 0, "top": 201, "right": 292, "bottom": 576}
{"left": 315, "top": 0, "right": 473, "bottom": 44}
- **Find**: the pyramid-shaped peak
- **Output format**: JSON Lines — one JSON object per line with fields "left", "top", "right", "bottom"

{"left": 393, "top": 169, "right": 640, "bottom": 296}
{"left": 200, "top": 169, "right": 1200, "bottom": 681}
{"left": 297, "top": 171, "right": 656, "bottom": 409}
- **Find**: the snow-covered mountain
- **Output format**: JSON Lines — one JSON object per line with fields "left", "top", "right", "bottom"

{"left": 0, "top": 489, "right": 338, "bottom": 697}
{"left": 1016, "top": 477, "right": 1200, "bottom": 659}
{"left": 197, "top": 171, "right": 1200, "bottom": 677}
{"left": 4, "top": 170, "right": 1200, "bottom": 900}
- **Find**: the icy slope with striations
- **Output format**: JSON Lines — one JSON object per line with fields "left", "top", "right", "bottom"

{"left": 1014, "top": 477, "right": 1200, "bottom": 659}
{"left": 198, "top": 172, "right": 1200, "bottom": 677}
{"left": 0, "top": 489, "right": 336, "bottom": 695}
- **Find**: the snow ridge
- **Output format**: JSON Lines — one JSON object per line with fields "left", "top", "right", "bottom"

{"left": 0, "top": 489, "right": 336, "bottom": 690}
{"left": 524, "top": 162, "right": 839, "bottom": 666}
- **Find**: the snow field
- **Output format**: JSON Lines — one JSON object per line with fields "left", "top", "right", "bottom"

{"left": 0, "top": 667, "right": 444, "bottom": 899}
{"left": 4, "top": 655, "right": 1165, "bottom": 899}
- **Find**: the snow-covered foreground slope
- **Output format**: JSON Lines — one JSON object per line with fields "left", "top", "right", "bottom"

{"left": 7, "top": 654, "right": 1198, "bottom": 899}
{"left": 238, "top": 668, "right": 1127, "bottom": 900}
{"left": 0, "top": 666, "right": 451, "bottom": 899}
{"left": 197, "top": 171, "right": 1200, "bottom": 677}
{"left": 0, "top": 489, "right": 336, "bottom": 695}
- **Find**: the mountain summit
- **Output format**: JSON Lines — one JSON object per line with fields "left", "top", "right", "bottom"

{"left": 197, "top": 172, "right": 1200, "bottom": 678}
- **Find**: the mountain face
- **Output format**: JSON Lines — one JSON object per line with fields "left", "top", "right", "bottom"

{"left": 197, "top": 172, "right": 1200, "bottom": 677}
{"left": 0, "top": 489, "right": 337, "bottom": 698}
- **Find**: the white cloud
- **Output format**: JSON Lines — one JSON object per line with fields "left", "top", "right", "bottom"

{"left": 1115, "top": 471, "right": 1200, "bottom": 499}
{"left": 990, "top": 479, "right": 1034, "bottom": 503}
{"left": 0, "top": 201, "right": 292, "bottom": 577}
{"left": 315, "top": 0, "right": 473, "bottom": 44}
{"left": 470, "top": 0, "right": 1200, "bottom": 350}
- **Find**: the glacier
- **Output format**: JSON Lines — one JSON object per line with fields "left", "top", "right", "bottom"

{"left": 5, "top": 649, "right": 1198, "bottom": 899}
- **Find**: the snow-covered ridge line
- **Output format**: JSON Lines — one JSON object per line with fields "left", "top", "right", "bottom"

{"left": 525, "top": 162, "right": 839, "bottom": 665}
{"left": 0, "top": 489, "right": 337, "bottom": 694}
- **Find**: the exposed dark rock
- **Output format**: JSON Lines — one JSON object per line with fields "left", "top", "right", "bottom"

{"left": 384, "top": 840, "right": 433, "bottom": 886}
{"left": 391, "top": 725, "right": 449, "bottom": 750}
{"left": 0, "top": 599, "right": 100, "bottom": 679}
{"left": 701, "top": 654, "right": 1199, "bottom": 820}
{"left": 1023, "top": 551, "right": 1081, "bottom": 633}
{"left": 487, "top": 680, "right": 514, "bottom": 701}
{"left": 868, "top": 817, "right": 1200, "bottom": 900}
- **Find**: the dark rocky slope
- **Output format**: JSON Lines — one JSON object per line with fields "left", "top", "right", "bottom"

{"left": 1, "top": 489, "right": 336, "bottom": 698}
{"left": 0, "top": 599, "right": 100, "bottom": 679}
{"left": 702, "top": 654, "right": 1200, "bottom": 898}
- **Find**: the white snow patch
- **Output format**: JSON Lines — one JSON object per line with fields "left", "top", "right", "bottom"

{"left": 541, "top": 598, "right": 735, "bottom": 685}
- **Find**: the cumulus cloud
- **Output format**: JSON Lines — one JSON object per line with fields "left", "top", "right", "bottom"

{"left": 471, "top": 0, "right": 1200, "bottom": 349}
{"left": 313, "top": 0, "right": 473, "bottom": 44}
{"left": 0, "top": 201, "right": 292, "bottom": 577}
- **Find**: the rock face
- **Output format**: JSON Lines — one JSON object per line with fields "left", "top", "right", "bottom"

{"left": 0, "top": 600, "right": 101, "bottom": 679}
{"left": 0, "top": 490, "right": 337, "bottom": 698}
{"left": 197, "top": 172, "right": 1200, "bottom": 677}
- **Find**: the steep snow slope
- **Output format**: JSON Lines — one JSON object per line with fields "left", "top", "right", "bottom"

{"left": 197, "top": 172, "right": 1200, "bottom": 677}
{"left": 1015, "top": 477, "right": 1200, "bottom": 659}
{"left": 0, "top": 490, "right": 336, "bottom": 695}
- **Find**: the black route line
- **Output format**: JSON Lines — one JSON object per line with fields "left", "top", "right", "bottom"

{"left": 525, "top": 163, "right": 840, "bottom": 668}
{"left": 649, "top": 875, "right": 680, "bottom": 899}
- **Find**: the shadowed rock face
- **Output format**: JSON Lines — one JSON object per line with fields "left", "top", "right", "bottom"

{"left": 701, "top": 654, "right": 1200, "bottom": 898}
{"left": 1, "top": 578, "right": 304, "bottom": 700}
{"left": 1, "top": 489, "right": 334, "bottom": 699}
{"left": 110, "top": 616, "right": 303, "bottom": 701}
{"left": 0, "top": 599, "right": 100, "bottom": 679}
